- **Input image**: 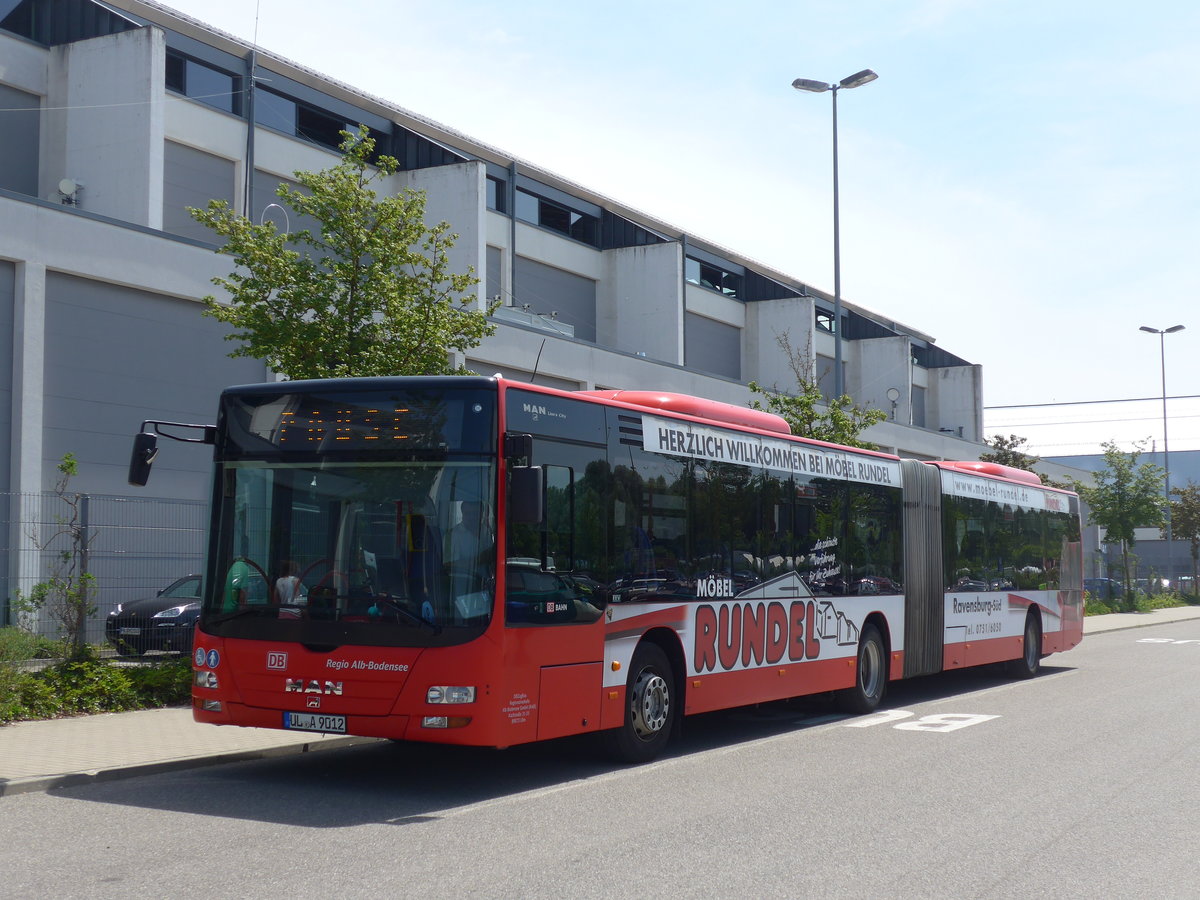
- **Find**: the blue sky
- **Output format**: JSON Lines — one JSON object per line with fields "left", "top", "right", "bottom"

{"left": 159, "top": 0, "right": 1200, "bottom": 457}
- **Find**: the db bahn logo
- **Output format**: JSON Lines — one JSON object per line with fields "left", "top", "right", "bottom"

{"left": 285, "top": 679, "right": 343, "bottom": 695}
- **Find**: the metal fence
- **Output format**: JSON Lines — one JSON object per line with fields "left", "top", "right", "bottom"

{"left": 1, "top": 491, "right": 207, "bottom": 643}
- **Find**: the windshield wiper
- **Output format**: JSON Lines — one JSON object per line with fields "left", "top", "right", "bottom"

{"left": 370, "top": 598, "right": 442, "bottom": 634}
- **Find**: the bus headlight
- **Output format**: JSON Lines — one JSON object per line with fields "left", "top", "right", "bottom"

{"left": 426, "top": 685, "right": 476, "bottom": 704}
{"left": 194, "top": 671, "right": 219, "bottom": 689}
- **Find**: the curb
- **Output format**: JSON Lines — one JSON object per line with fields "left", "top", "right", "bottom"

{"left": 0, "top": 734, "right": 378, "bottom": 798}
{"left": 1082, "top": 607, "right": 1200, "bottom": 636}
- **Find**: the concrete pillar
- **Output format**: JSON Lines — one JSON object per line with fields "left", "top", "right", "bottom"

{"left": 9, "top": 261, "right": 46, "bottom": 630}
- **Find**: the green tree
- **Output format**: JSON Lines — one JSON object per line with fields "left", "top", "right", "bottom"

{"left": 980, "top": 434, "right": 1053, "bottom": 486}
{"left": 189, "top": 127, "right": 495, "bottom": 379}
{"left": 748, "top": 332, "right": 885, "bottom": 449}
{"left": 15, "top": 454, "right": 96, "bottom": 660}
{"left": 1168, "top": 482, "right": 1200, "bottom": 598}
{"left": 1072, "top": 440, "right": 1165, "bottom": 611}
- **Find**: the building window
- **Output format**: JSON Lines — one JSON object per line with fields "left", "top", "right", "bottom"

{"left": 816, "top": 353, "right": 840, "bottom": 402}
{"left": 486, "top": 246, "right": 503, "bottom": 302}
{"left": 394, "top": 126, "right": 464, "bottom": 170}
{"left": 815, "top": 308, "right": 835, "bottom": 333}
{"left": 685, "top": 313, "right": 741, "bottom": 380}
{"left": 163, "top": 141, "right": 235, "bottom": 241}
{"left": 1, "top": 0, "right": 137, "bottom": 45}
{"left": 254, "top": 87, "right": 387, "bottom": 157}
{"left": 487, "top": 176, "right": 506, "bottom": 213}
{"left": 254, "top": 88, "right": 297, "bottom": 134}
{"left": 0, "top": 83, "right": 39, "bottom": 197}
{"left": 515, "top": 189, "right": 600, "bottom": 248}
{"left": 165, "top": 51, "right": 239, "bottom": 115}
{"left": 297, "top": 104, "right": 350, "bottom": 150}
{"left": 685, "top": 257, "right": 742, "bottom": 299}
{"left": 513, "top": 256, "right": 597, "bottom": 342}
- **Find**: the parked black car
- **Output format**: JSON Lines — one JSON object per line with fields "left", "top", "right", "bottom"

{"left": 105, "top": 575, "right": 202, "bottom": 656}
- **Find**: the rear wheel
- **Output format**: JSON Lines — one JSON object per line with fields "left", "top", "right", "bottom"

{"left": 604, "top": 642, "right": 676, "bottom": 764}
{"left": 837, "top": 624, "right": 887, "bottom": 714}
{"left": 1006, "top": 612, "right": 1042, "bottom": 678}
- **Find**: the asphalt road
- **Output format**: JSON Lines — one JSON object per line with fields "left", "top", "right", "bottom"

{"left": 3, "top": 620, "right": 1198, "bottom": 899}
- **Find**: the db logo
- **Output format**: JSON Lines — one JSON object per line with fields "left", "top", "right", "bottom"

{"left": 267, "top": 651, "right": 288, "bottom": 670}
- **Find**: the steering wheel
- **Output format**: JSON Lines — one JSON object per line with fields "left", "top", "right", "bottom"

{"left": 299, "top": 557, "right": 334, "bottom": 585}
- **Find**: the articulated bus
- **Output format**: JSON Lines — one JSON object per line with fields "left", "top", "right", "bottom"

{"left": 130, "top": 376, "right": 1083, "bottom": 762}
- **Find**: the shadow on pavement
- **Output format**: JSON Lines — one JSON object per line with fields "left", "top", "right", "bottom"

{"left": 40, "top": 658, "right": 1073, "bottom": 828}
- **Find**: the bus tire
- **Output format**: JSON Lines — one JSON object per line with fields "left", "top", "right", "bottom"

{"left": 1006, "top": 611, "right": 1042, "bottom": 679}
{"left": 837, "top": 624, "right": 887, "bottom": 714}
{"left": 603, "top": 642, "right": 676, "bottom": 764}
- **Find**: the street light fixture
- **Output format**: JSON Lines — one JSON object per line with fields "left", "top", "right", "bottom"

{"left": 1139, "top": 323, "right": 1185, "bottom": 588}
{"left": 792, "top": 69, "right": 878, "bottom": 399}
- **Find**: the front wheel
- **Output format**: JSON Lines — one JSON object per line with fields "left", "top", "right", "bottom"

{"left": 837, "top": 624, "right": 887, "bottom": 714}
{"left": 603, "top": 642, "right": 676, "bottom": 764}
{"left": 1006, "top": 612, "right": 1042, "bottom": 679}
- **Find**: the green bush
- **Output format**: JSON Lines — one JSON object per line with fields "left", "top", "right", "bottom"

{"left": 1134, "top": 591, "right": 1189, "bottom": 613}
{"left": 0, "top": 655, "right": 192, "bottom": 724}
{"left": 126, "top": 659, "right": 194, "bottom": 706}
{"left": 0, "top": 626, "right": 67, "bottom": 662}
{"left": 1084, "top": 593, "right": 1114, "bottom": 616}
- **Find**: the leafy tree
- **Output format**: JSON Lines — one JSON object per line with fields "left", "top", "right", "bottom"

{"left": 14, "top": 454, "right": 96, "bottom": 660}
{"left": 1168, "top": 482, "right": 1200, "bottom": 598}
{"left": 980, "top": 434, "right": 1037, "bottom": 470}
{"left": 189, "top": 127, "right": 495, "bottom": 379}
{"left": 748, "top": 332, "right": 885, "bottom": 449}
{"left": 1072, "top": 440, "right": 1165, "bottom": 611}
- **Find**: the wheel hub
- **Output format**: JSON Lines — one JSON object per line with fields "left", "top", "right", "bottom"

{"left": 631, "top": 670, "right": 669, "bottom": 739}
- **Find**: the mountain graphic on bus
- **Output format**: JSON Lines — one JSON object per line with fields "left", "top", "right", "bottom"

{"left": 732, "top": 571, "right": 814, "bottom": 601}
{"left": 732, "top": 572, "right": 860, "bottom": 647}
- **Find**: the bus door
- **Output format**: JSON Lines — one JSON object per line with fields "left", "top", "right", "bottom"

{"left": 502, "top": 448, "right": 608, "bottom": 743}
{"left": 900, "top": 459, "right": 944, "bottom": 677}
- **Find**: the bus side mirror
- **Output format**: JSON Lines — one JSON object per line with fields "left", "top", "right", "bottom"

{"left": 509, "top": 466, "right": 544, "bottom": 525}
{"left": 128, "top": 432, "right": 159, "bottom": 486}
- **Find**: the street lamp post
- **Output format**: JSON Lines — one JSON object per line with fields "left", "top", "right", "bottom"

{"left": 792, "top": 69, "right": 878, "bottom": 400}
{"left": 1139, "top": 323, "right": 1185, "bottom": 589}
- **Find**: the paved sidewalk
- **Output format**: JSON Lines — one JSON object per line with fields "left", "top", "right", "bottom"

{"left": 0, "top": 707, "right": 377, "bottom": 797}
{"left": 3, "top": 606, "right": 1199, "bottom": 797}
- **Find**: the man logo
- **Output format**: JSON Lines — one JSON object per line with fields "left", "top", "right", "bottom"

{"left": 306, "top": 696, "right": 321, "bottom": 709}
{"left": 285, "top": 679, "right": 344, "bottom": 695}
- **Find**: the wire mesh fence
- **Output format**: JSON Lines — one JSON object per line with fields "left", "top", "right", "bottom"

{"left": 1, "top": 491, "right": 207, "bottom": 647}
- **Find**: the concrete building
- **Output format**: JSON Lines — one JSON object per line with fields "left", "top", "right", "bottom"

{"left": 1047, "top": 449, "right": 1200, "bottom": 589}
{"left": 1, "top": 0, "right": 990, "bottom": 628}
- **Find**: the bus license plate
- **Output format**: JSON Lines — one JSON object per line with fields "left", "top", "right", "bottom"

{"left": 284, "top": 712, "right": 346, "bottom": 734}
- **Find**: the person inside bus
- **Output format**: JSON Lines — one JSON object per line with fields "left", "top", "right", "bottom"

{"left": 222, "top": 556, "right": 251, "bottom": 611}
{"left": 447, "top": 500, "right": 492, "bottom": 571}
{"left": 274, "top": 559, "right": 306, "bottom": 606}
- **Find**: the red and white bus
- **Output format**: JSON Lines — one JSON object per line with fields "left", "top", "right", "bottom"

{"left": 131, "top": 376, "right": 1083, "bottom": 762}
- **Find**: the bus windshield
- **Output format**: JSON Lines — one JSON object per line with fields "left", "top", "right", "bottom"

{"left": 204, "top": 458, "right": 496, "bottom": 647}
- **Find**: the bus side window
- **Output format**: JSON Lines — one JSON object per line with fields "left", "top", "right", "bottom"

{"left": 544, "top": 465, "right": 573, "bottom": 570}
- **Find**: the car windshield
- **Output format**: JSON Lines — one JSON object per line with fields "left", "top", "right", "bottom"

{"left": 162, "top": 577, "right": 201, "bottom": 599}
{"left": 204, "top": 459, "right": 495, "bottom": 647}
